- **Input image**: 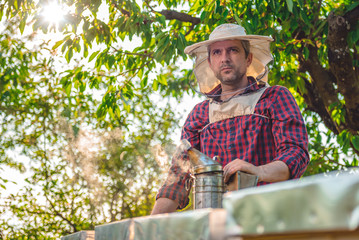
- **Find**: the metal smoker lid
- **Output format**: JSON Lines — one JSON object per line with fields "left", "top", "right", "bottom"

{"left": 194, "top": 164, "right": 223, "bottom": 174}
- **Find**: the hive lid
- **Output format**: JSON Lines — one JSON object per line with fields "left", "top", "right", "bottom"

{"left": 223, "top": 169, "right": 359, "bottom": 236}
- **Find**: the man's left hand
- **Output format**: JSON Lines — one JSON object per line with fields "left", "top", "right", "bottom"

{"left": 223, "top": 159, "right": 290, "bottom": 184}
{"left": 223, "top": 159, "right": 262, "bottom": 183}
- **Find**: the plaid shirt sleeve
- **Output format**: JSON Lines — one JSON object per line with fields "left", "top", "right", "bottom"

{"left": 156, "top": 102, "right": 207, "bottom": 209}
{"left": 270, "top": 86, "right": 309, "bottom": 178}
{"left": 155, "top": 151, "right": 192, "bottom": 209}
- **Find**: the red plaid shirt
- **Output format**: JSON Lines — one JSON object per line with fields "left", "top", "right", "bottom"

{"left": 157, "top": 79, "right": 309, "bottom": 209}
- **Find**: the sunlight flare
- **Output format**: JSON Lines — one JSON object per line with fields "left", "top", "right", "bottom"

{"left": 41, "top": 2, "right": 66, "bottom": 24}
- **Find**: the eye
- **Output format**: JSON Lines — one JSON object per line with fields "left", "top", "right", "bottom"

{"left": 212, "top": 49, "right": 221, "bottom": 55}
{"left": 230, "top": 48, "right": 239, "bottom": 53}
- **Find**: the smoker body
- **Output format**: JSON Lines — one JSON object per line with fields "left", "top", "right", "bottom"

{"left": 181, "top": 139, "right": 257, "bottom": 210}
{"left": 193, "top": 165, "right": 224, "bottom": 209}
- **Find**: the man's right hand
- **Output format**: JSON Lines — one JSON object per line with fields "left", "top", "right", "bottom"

{"left": 151, "top": 198, "right": 179, "bottom": 215}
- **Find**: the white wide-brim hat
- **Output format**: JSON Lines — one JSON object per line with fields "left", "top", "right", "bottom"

{"left": 184, "top": 24, "right": 274, "bottom": 94}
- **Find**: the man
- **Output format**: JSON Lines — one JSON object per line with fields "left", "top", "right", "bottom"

{"left": 151, "top": 24, "right": 309, "bottom": 214}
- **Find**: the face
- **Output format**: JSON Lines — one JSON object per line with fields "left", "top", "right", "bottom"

{"left": 208, "top": 40, "right": 252, "bottom": 88}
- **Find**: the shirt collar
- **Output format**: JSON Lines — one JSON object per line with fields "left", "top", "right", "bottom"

{"left": 206, "top": 77, "right": 265, "bottom": 102}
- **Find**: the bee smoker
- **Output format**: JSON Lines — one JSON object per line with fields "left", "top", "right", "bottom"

{"left": 181, "top": 140, "right": 224, "bottom": 209}
{"left": 181, "top": 139, "right": 259, "bottom": 210}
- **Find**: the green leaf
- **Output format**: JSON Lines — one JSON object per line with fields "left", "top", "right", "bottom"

{"left": 352, "top": 136, "right": 359, "bottom": 151}
{"left": 312, "top": 21, "right": 327, "bottom": 37}
{"left": 53, "top": 39, "right": 65, "bottom": 50}
{"left": 158, "top": 15, "right": 166, "bottom": 26}
{"left": 96, "top": 103, "right": 107, "bottom": 118}
{"left": 286, "top": 0, "right": 293, "bottom": 13}
{"left": 300, "top": 10, "right": 310, "bottom": 25}
{"left": 200, "top": 11, "right": 208, "bottom": 22}
{"left": 285, "top": 44, "right": 294, "bottom": 56}
{"left": 108, "top": 55, "right": 115, "bottom": 69}
{"left": 352, "top": 158, "right": 358, "bottom": 167}
{"left": 152, "top": 79, "right": 158, "bottom": 91}
{"left": 65, "top": 48, "right": 73, "bottom": 63}
{"left": 115, "top": 107, "right": 121, "bottom": 119}
{"left": 297, "top": 0, "right": 304, "bottom": 8}
{"left": 0, "top": 5, "right": 4, "bottom": 21}
{"left": 303, "top": 47, "right": 309, "bottom": 60}
{"left": 345, "top": 2, "right": 359, "bottom": 14}
{"left": 157, "top": 75, "right": 167, "bottom": 86}
{"left": 140, "top": 76, "right": 148, "bottom": 88}
{"left": 297, "top": 77, "right": 306, "bottom": 94}
{"left": 65, "top": 83, "right": 72, "bottom": 96}
{"left": 80, "top": 82, "right": 86, "bottom": 92}
{"left": 234, "top": 12, "right": 241, "bottom": 25}
{"left": 89, "top": 50, "right": 100, "bottom": 62}
{"left": 349, "top": 29, "right": 359, "bottom": 45}
{"left": 19, "top": 13, "right": 27, "bottom": 34}
{"left": 155, "top": 31, "right": 166, "bottom": 41}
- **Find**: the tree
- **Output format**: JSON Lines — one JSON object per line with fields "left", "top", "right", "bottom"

{"left": 3, "top": 0, "right": 358, "bottom": 171}
{"left": 0, "top": 16, "right": 179, "bottom": 239}
{"left": 1, "top": 92, "right": 178, "bottom": 238}
{"left": 1, "top": 0, "right": 359, "bottom": 238}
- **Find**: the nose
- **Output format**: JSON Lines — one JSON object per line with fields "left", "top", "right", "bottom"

{"left": 220, "top": 51, "right": 230, "bottom": 63}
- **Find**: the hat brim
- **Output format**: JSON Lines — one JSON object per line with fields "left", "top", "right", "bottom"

{"left": 184, "top": 35, "right": 273, "bottom": 55}
{"left": 185, "top": 34, "right": 274, "bottom": 94}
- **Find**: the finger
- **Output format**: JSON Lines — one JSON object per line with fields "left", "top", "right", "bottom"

{"left": 223, "top": 159, "right": 239, "bottom": 171}
{"left": 222, "top": 162, "right": 232, "bottom": 172}
{"left": 223, "top": 160, "right": 240, "bottom": 182}
{"left": 223, "top": 168, "right": 229, "bottom": 183}
{"left": 224, "top": 167, "right": 235, "bottom": 183}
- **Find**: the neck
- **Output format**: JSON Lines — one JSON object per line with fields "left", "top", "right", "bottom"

{"left": 220, "top": 77, "right": 249, "bottom": 101}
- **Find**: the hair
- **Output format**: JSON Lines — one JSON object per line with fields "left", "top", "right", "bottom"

{"left": 207, "top": 40, "right": 250, "bottom": 61}
{"left": 241, "top": 40, "right": 250, "bottom": 58}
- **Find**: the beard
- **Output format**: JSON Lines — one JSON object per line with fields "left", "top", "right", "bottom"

{"left": 214, "top": 65, "right": 246, "bottom": 86}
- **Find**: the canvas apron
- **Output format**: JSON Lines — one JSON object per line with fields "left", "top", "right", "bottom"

{"left": 208, "top": 83, "right": 269, "bottom": 124}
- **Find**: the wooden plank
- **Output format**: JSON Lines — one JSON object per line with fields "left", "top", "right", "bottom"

{"left": 227, "top": 229, "right": 359, "bottom": 240}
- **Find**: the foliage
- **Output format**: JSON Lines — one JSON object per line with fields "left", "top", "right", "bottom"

{"left": 0, "top": 0, "right": 359, "bottom": 238}
{"left": 0, "top": 18, "right": 178, "bottom": 239}
{"left": 4, "top": 0, "right": 357, "bottom": 163}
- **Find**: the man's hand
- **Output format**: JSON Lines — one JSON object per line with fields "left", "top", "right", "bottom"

{"left": 151, "top": 198, "right": 179, "bottom": 215}
{"left": 223, "top": 159, "right": 290, "bottom": 183}
{"left": 223, "top": 159, "right": 260, "bottom": 183}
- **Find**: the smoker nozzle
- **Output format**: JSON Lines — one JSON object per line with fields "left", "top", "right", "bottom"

{"left": 180, "top": 139, "right": 221, "bottom": 168}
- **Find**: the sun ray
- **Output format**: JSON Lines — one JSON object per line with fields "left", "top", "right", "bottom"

{"left": 41, "top": 2, "right": 66, "bottom": 25}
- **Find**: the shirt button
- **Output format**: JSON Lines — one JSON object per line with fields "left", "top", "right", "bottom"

{"left": 228, "top": 146, "right": 232, "bottom": 149}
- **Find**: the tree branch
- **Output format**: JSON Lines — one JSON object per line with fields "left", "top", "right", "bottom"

{"left": 350, "top": 141, "right": 359, "bottom": 156}
{"left": 344, "top": 4, "right": 359, "bottom": 25}
{"left": 185, "top": 24, "right": 195, "bottom": 36}
{"left": 312, "top": 0, "right": 323, "bottom": 29}
{"left": 110, "top": 47, "right": 154, "bottom": 58}
{"left": 327, "top": 6, "right": 359, "bottom": 132}
{"left": 299, "top": 72, "right": 339, "bottom": 134}
{"left": 159, "top": 10, "right": 200, "bottom": 24}
{"left": 44, "top": 191, "right": 78, "bottom": 232}
{"left": 0, "top": 106, "right": 29, "bottom": 115}
{"left": 297, "top": 44, "right": 341, "bottom": 134}
{"left": 111, "top": 2, "right": 131, "bottom": 17}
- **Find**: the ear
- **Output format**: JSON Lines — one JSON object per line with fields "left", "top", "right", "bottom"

{"left": 246, "top": 53, "right": 253, "bottom": 67}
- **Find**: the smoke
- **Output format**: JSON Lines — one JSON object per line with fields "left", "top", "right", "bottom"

{"left": 157, "top": 141, "right": 193, "bottom": 187}
{"left": 56, "top": 117, "right": 123, "bottom": 204}
{"left": 152, "top": 144, "right": 171, "bottom": 173}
